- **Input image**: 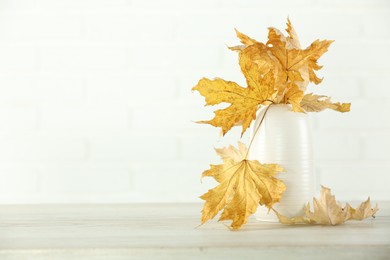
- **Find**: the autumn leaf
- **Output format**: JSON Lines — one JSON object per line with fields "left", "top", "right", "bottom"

{"left": 229, "top": 19, "right": 334, "bottom": 105}
{"left": 267, "top": 22, "right": 333, "bottom": 90}
{"left": 238, "top": 43, "right": 276, "bottom": 80}
{"left": 349, "top": 198, "right": 379, "bottom": 220}
{"left": 305, "top": 186, "right": 352, "bottom": 225}
{"left": 229, "top": 18, "right": 301, "bottom": 50}
{"left": 285, "top": 17, "right": 301, "bottom": 49}
{"left": 272, "top": 204, "right": 314, "bottom": 225}
{"left": 192, "top": 64, "right": 276, "bottom": 136}
{"left": 300, "top": 93, "right": 351, "bottom": 113}
{"left": 234, "top": 28, "right": 258, "bottom": 46}
{"left": 228, "top": 28, "right": 263, "bottom": 52}
{"left": 284, "top": 83, "right": 305, "bottom": 112}
{"left": 200, "top": 142, "right": 286, "bottom": 230}
{"left": 274, "top": 186, "right": 378, "bottom": 225}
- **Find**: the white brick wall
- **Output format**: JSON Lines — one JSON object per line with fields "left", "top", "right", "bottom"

{"left": 0, "top": 0, "right": 389, "bottom": 203}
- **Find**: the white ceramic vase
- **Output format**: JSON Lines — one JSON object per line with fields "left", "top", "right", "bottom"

{"left": 248, "top": 104, "right": 315, "bottom": 221}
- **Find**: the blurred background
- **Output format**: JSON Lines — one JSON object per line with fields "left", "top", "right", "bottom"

{"left": 0, "top": 0, "right": 389, "bottom": 204}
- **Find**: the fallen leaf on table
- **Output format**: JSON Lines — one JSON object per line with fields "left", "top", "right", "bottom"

{"left": 349, "top": 197, "right": 379, "bottom": 220}
{"left": 200, "top": 142, "right": 285, "bottom": 230}
{"left": 274, "top": 186, "right": 379, "bottom": 225}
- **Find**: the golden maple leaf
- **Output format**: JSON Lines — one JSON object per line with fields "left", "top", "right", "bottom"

{"left": 232, "top": 19, "right": 333, "bottom": 104}
{"left": 274, "top": 186, "right": 378, "bottom": 225}
{"left": 231, "top": 19, "right": 332, "bottom": 90}
{"left": 230, "top": 31, "right": 283, "bottom": 93}
{"left": 267, "top": 19, "right": 333, "bottom": 89}
{"left": 300, "top": 93, "right": 351, "bottom": 112}
{"left": 192, "top": 64, "right": 276, "bottom": 136}
{"left": 284, "top": 83, "right": 305, "bottom": 112}
{"left": 200, "top": 142, "right": 285, "bottom": 230}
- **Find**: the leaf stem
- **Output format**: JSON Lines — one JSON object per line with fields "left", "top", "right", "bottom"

{"left": 244, "top": 103, "right": 273, "bottom": 159}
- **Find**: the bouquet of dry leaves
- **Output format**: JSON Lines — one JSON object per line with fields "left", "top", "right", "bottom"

{"left": 193, "top": 18, "right": 378, "bottom": 230}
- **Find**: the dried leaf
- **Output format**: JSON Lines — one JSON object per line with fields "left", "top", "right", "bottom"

{"left": 200, "top": 142, "right": 285, "bottom": 230}
{"left": 267, "top": 25, "right": 333, "bottom": 91}
{"left": 301, "top": 93, "right": 351, "bottom": 113}
{"left": 192, "top": 64, "right": 276, "bottom": 136}
{"left": 285, "top": 17, "right": 301, "bottom": 49}
{"left": 273, "top": 203, "right": 313, "bottom": 224}
{"left": 230, "top": 19, "right": 334, "bottom": 103}
{"left": 285, "top": 83, "right": 304, "bottom": 112}
{"left": 235, "top": 28, "right": 258, "bottom": 46}
{"left": 275, "top": 186, "right": 378, "bottom": 225}
{"left": 238, "top": 43, "right": 275, "bottom": 79}
{"left": 306, "top": 186, "right": 352, "bottom": 225}
{"left": 228, "top": 29, "right": 259, "bottom": 52}
{"left": 214, "top": 142, "right": 247, "bottom": 163}
{"left": 349, "top": 198, "right": 379, "bottom": 220}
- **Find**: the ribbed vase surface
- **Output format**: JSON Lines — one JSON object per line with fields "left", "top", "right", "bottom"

{"left": 248, "top": 104, "right": 315, "bottom": 221}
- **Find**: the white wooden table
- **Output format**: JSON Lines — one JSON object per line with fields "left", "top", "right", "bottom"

{"left": 0, "top": 203, "right": 389, "bottom": 259}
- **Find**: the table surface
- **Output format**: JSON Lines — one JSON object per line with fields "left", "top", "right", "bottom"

{"left": 0, "top": 203, "right": 389, "bottom": 260}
